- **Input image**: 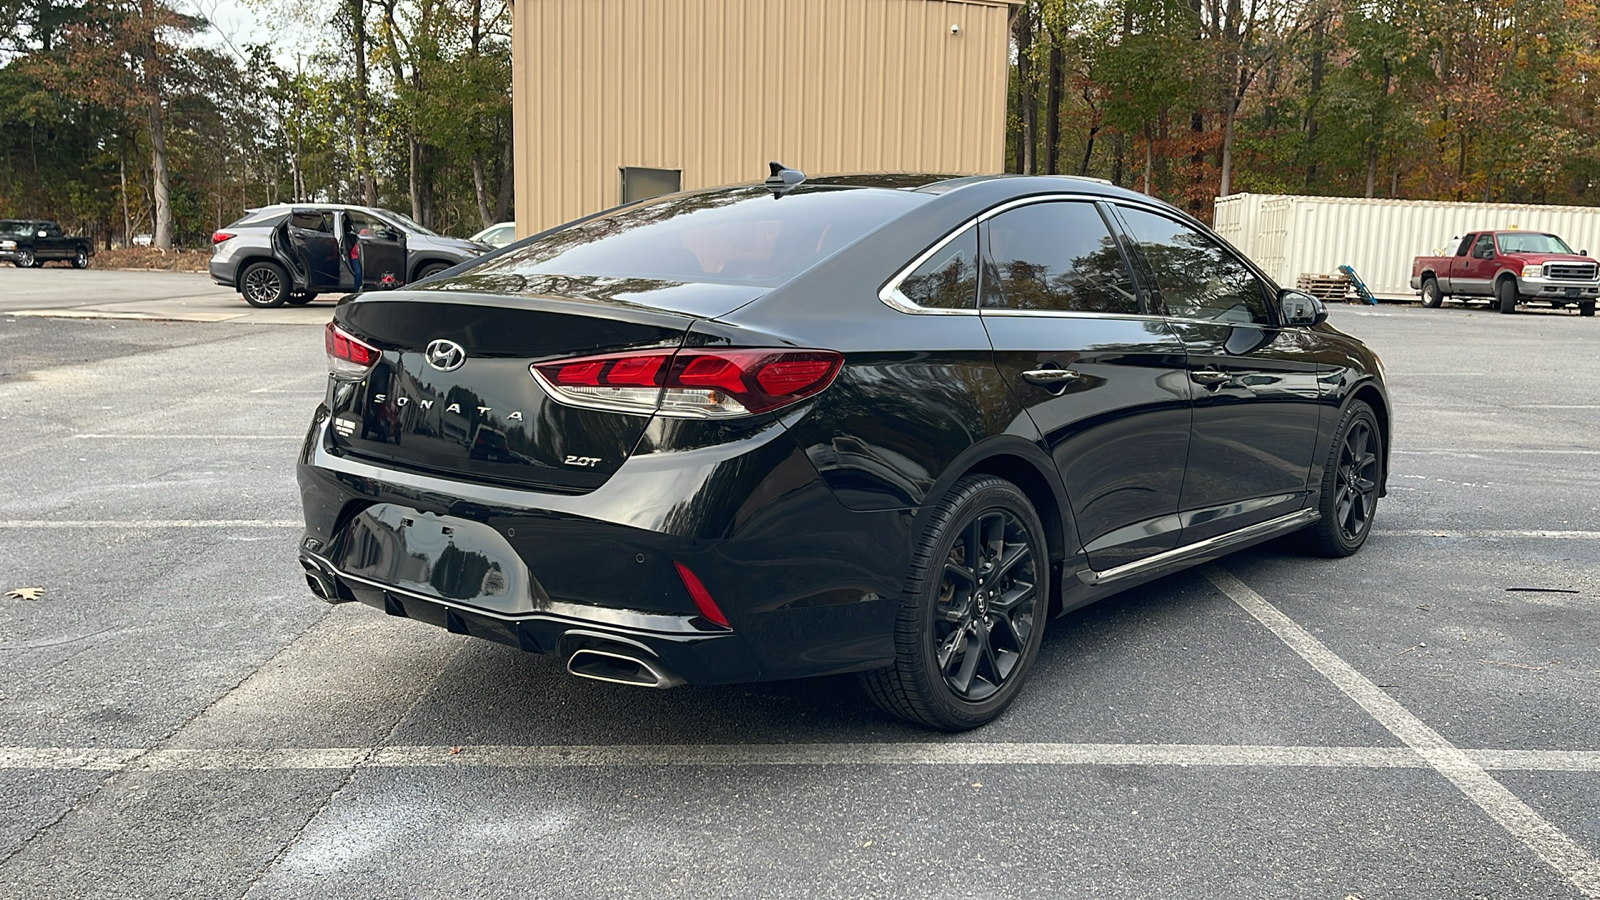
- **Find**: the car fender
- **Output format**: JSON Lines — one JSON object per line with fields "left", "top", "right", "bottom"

{"left": 911, "top": 432, "right": 1082, "bottom": 570}
{"left": 1311, "top": 372, "right": 1392, "bottom": 499}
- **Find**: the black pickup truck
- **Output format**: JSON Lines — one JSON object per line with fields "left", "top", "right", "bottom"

{"left": 0, "top": 219, "right": 93, "bottom": 268}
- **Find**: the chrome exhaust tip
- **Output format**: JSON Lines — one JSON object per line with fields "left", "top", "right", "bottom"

{"left": 300, "top": 559, "right": 349, "bottom": 605}
{"left": 566, "top": 648, "right": 684, "bottom": 689}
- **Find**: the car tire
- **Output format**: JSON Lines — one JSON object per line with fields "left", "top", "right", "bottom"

{"left": 860, "top": 475, "right": 1049, "bottom": 732}
{"left": 15, "top": 249, "right": 35, "bottom": 268}
{"left": 1580, "top": 300, "right": 1595, "bottom": 317}
{"left": 1496, "top": 278, "right": 1517, "bottom": 314}
{"left": 72, "top": 247, "right": 89, "bottom": 269}
{"left": 286, "top": 292, "right": 317, "bottom": 306}
{"left": 415, "top": 262, "right": 450, "bottom": 281}
{"left": 1300, "top": 400, "right": 1382, "bottom": 558}
{"left": 1419, "top": 277, "right": 1442, "bottom": 308}
{"left": 239, "top": 261, "right": 290, "bottom": 308}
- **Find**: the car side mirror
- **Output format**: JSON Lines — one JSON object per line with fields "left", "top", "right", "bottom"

{"left": 1278, "top": 288, "right": 1327, "bottom": 327}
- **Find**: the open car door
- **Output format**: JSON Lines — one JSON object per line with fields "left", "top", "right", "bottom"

{"left": 345, "top": 211, "right": 407, "bottom": 290}
{"left": 286, "top": 209, "right": 343, "bottom": 290}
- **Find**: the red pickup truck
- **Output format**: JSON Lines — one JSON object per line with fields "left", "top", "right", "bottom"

{"left": 1410, "top": 230, "right": 1598, "bottom": 316}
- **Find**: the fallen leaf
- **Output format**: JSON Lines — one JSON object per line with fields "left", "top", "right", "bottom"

{"left": 449, "top": 746, "right": 464, "bottom": 755}
{"left": 5, "top": 587, "right": 44, "bottom": 601}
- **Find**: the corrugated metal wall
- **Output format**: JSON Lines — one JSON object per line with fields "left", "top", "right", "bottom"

{"left": 1211, "top": 193, "right": 1266, "bottom": 251}
{"left": 1215, "top": 193, "right": 1600, "bottom": 298}
{"left": 513, "top": 0, "right": 1012, "bottom": 235}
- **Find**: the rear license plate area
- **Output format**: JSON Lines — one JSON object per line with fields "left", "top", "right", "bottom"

{"left": 331, "top": 504, "right": 544, "bottom": 615}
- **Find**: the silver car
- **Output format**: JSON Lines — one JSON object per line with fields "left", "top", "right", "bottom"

{"left": 210, "top": 203, "right": 492, "bottom": 307}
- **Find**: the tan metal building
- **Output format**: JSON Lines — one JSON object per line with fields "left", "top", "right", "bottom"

{"left": 511, "top": 0, "right": 1013, "bottom": 236}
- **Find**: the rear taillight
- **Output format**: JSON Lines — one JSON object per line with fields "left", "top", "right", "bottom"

{"left": 211, "top": 231, "right": 234, "bottom": 244}
{"left": 324, "top": 323, "right": 379, "bottom": 380}
{"left": 531, "top": 347, "right": 842, "bottom": 418}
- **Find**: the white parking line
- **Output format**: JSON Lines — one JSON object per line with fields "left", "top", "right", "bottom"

{"left": 3, "top": 744, "right": 1598, "bottom": 773}
{"left": 71, "top": 434, "right": 302, "bottom": 440}
{"left": 0, "top": 520, "right": 300, "bottom": 529}
{"left": 1374, "top": 529, "right": 1600, "bottom": 540}
{"left": 1393, "top": 448, "right": 1600, "bottom": 455}
{"left": 1204, "top": 566, "right": 1600, "bottom": 898}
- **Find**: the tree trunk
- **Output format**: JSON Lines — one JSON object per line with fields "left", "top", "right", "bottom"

{"left": 1218, "top": 96, "right": 1237, "bottom": 198}
{"left": 493, "top": 138, "right": 514, "bottom": 223}
{"left": 1364, "top": 142, "right": 1378, "bottom": 198}
{"left": 1111, "top": 131, "right": 1124, "bottom": 187}
{"left": 409, "top": 136, "right": 425, "bottom": 226}
{"left": 1016, "top": 3, "right": 1036, "bottom": 175}
{"left": 1189, "top": 109, "right": 1205, "bottom": 216}
{"left": 1143, "top": 120, "right": 1154, "bottom": 195}
{"left": 119, "top": 151, "right": 132, "bottom": 246}
{"left": 349, "top": 0, "right": 377, "bottom": 205}
{"left": 1079, "top": 122, "right": 1099, "bottom": 177}
{"left": 1044, "top": 43, "right": 1063, "bottom": 175}
{"left": 143, "top": 0, "right": 172, "bottom": 249}
{"left": 1304, "top": 11, "right": 1326, "bottom": 190}
{"left": 472, "top": 153, "right": 492, "bottom": 227}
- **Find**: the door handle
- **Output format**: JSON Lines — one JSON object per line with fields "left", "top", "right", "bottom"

{"left": 1021, "top": 368, "right": 1080, "bottom": 390}
{"left": 1190, "top": 369, "right": 1231, "bottom": 387}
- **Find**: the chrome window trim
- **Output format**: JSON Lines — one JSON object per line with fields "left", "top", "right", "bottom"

{"left": 978, "top": 308, "right": 1169, "bottom": 323}
{"left": 877, "top": 217, "right": 982, "bottom": 316}
{"left": 879, "top": 192, "right": 1119, "bottom": 316}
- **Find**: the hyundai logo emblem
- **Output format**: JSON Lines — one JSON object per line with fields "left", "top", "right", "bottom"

{"left": 425, "top": 339, "right": 467, "bottom": 372}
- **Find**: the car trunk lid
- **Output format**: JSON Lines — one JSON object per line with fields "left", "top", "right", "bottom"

{"left": 326, "top": 281, "right": 761, "bottom": 491}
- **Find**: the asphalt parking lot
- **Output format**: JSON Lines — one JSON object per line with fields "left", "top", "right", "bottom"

{"left": 1, "top": 273, "right": 1597, "bottom": 899}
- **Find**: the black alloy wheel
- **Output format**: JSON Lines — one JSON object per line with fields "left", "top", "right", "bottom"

{"left": 72, "top": 247, "right": 89, "bottom": 269}
{"left": 861, "top": 475, "right": 1048, "bottom": 731}
{"left": 1496, "top": 278, "right": 1517, "bottom": 314}
{"left": 239, "top": 261, "right": 289, "bottom": 308}
{"left": 14, "top": 249, "right": 35, "bottom": 268}
{"left": 1301, "top": 400, "right": 1382, "bottom": 557}
{"left": 286, "top": 292, "right": 317, "bottom": 306}
{"left": 1419, "top": 277, "right": 1442, "bottom": 308}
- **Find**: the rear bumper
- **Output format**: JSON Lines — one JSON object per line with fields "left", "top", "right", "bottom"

{"left": 208, "top": 259, "right": 235, "bottom": 288}
{"left": 295, "top": 406, "right": 910, "bottom": 685}
{"left": 299, "top": 547, "right": 761, "bottom": 684}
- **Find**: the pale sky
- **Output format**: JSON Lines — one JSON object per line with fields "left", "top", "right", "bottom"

{"left": 179, "top": 0, "right": 330, "bottom": 70}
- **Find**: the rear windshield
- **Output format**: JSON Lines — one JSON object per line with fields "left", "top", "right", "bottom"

{"left": 226, "top": 209, "right": 284, "bottom": 228}
{"left": 1495, "top": 233, "right": 1574, "bottom": 255}
{"left": 469, "top": 186, "right": 928, "bottom": 287}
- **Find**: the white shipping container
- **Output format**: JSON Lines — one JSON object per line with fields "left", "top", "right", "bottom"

{"left": 1212, "top": 194, "right": 1600, "bottom": 299}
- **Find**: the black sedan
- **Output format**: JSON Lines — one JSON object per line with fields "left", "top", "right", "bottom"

{"left": 296, "top": 168, "right": 1389, "bottom": 731}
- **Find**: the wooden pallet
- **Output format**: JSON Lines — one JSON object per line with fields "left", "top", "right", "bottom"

{"left": 1295, "top": 273, "right": 1352, "bottom": 303}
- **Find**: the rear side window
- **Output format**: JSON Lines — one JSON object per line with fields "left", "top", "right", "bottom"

{"left": 1116, "top": 206, "right": 1271, "bottom": 325}
{"left": 981, "top": 201, "right": 1139, "bottom": 315}
{"left": 473, "top": 186, "right": 928, "bottom": 287}
{"left": 896, "top": 226, "right": 979, "bottom": 310}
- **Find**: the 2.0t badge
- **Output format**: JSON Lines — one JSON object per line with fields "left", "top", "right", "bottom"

{"left": 424, "top": 339, "right": 466, "bottom": 372}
